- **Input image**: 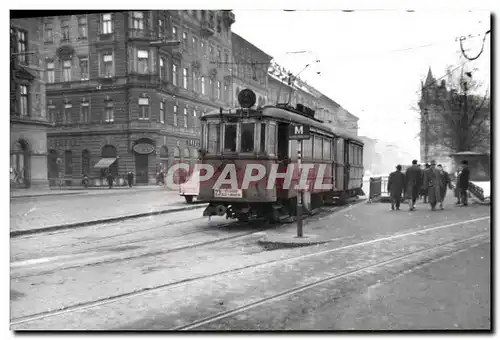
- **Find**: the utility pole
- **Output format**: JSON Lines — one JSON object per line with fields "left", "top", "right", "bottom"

{"left": 423, "top": 107, "right": 429, "bottom": 162}
{"left": 297, "top": 139, "right": 303, "bottom": 237}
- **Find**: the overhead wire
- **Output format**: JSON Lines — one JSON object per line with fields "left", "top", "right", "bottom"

{"left": 459, "top": 29, "right": 490, "bottom": 61}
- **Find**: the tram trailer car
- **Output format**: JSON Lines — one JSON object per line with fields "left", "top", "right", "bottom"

{"left": 198, "top": 89, "right": 364, "bottom": 223}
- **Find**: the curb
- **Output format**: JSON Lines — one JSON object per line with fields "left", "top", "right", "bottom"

{"left": 10, "top": 202, "right": 208, "bottom": 238}
{"left": 257, "top": 198, "right": 368, "bottom": 249}
{"left": 10, "top": 192, "right": 86, "bottom": 199}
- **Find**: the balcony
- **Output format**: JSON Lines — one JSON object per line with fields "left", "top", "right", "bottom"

{"left": 200, "top": 21, "right": 215, "bottom": 36}
{"left": 128, "top": 29, "right": 158, "bottom": 40}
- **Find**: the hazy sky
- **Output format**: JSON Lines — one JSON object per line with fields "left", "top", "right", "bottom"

{"left": 231, "top": 9, "right": 491, "bottom": 157}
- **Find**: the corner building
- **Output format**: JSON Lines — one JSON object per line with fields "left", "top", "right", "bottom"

{"left": 41, "top": 10, "right": 235, "bottom": 185}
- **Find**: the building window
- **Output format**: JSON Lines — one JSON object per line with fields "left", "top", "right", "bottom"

{"left": 63, "top": 60, "right": 72, "bottom": 82}
{"left": 138, "top": 97, "right": 149, "bottom": 120}
{"left": 158, "top": 19, "right": 164, "bottom": 38}
{"left": 19, "top": 85, "right": 28, "bottom": 116}
{"left": 192, "top": 36, "right": 197, "bottom": 52}
{"left": 172, "top": 64, "right": 178, "bottom": 86}
{"left": 193, "top": 109, "right": 198, "bottom": 128}
{"left": 217, "top": 48, "right": 221, "bottom": 61}
{"left": 64, "top": 150, "right": 73, "bottom": 176}
{"left": 102, "top": 13, "right": 113, "bottom": 34}
{"left": 182, "top": 68, "right": 188, "bottom": 89}
{"left": 192, "top": 72, "right": 197, "bottom": 92}
{"left": 209, "top": 78, "right": 213, "bottom": 97}
{"left": 160, "top": 101, "right": 165, "bottom": 123}
{"left": 182, "top": 32, "right": 188, "bottom": 48}
{"left": 61, "top": 20, "right": 70, "bottom": 41}
{"left": 44, "top": 24, "right": 53, "bottom": 42}
{"left": 80, "top": 57, "right": 89, "bottom": 80}
{"left": 224, "top": 84, "right": 228, "bottom": 102}
{"left": 183, "top": 108, "right": 188, "bottom": 128}
{"left": 216, "top": 81, "right": 221, "bottom": 100}
{"left": 81, "top": 102, "right": 89, "bottom": 122}
{"left": 82, "top": 150, "right": 90, "bottom": 175}
{"left": 132, "top": 11, "right": 144, "bottom": 30}
{"left": 16, "top": 29, "right": 27, "bottom": 64}
{"left": 160, "top": 57, "right": 165, "bottom": 79}
{"left": 64, "top": 103, "right": 72, "bottom": 124}
{"left": 241, "top": 123, "right": 255, "bottom": 152}
{"left": 47, "top": 61, "right": 55, "bottom": 83}
{"left": 104, "top": 99, "right": 114, "bottom": 122}
{"left": 101, "top": 53, "right": 113, "bottom": 77}
{"left": 78, "top": 17, "right": 87, "bottom": 38}
{"left": 172, "top": 26, "right": 177, "bottom": 39}
{"left": 209, "top": 45, "right": 213, "bottom": 58}
{"left": 137, "top": 50, "right": 149, "bottom": 74}
{"left": 201, "top": 76, "right": 205, "bottom": 95}
{"left": 173, "top": 104, "right": 178, "bottom": 126}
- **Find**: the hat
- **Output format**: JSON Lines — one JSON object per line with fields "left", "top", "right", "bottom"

{"left": 430, "top": 160, "right": 436, "bottom": 165}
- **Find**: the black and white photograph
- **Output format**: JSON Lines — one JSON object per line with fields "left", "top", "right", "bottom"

{"left": 7, "top": 2, "right": 492, "bottom": 332}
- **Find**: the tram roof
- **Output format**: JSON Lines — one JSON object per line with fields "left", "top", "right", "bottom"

{"left": 203, "top": 105, "right": 363, "bottom": 145}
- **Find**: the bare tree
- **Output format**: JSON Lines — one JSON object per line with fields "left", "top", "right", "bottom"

{"left": 419, "top": 65, "right": 490, "bottom": 153}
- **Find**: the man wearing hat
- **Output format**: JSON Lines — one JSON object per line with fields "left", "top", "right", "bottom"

{"left": 457, "top": 160, "right": 470, "bottom": 206}
{"left": 422, "top": 160, "right": 442, "bottom": 210}
{"left": 404, "top": 159, "right": 422, "bottom": 211}
{"left": 387, "top": 164, "right": 405, "bottom": 210}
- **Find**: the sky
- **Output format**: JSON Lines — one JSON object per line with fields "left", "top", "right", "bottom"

{"left": 231, "top": 9, "right": 491, "bottom": 157}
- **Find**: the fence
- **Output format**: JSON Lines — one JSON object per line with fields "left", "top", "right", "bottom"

{"left": 368, "top": 176, "right": 382, "bottom": 202}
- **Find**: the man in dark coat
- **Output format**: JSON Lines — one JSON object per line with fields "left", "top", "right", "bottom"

{"left": 420, "top": 163, "right": 430, "bottom": 202}
{"left": 388, "top": 165, "right": 405, "bottom": 210}
{"left": 106, "top": 172, "right": 114, "bottom": 189}
{"left": 404, "top": 159, "right": 422, "bottom": 211}
{"left": 422, "top": 160, "right": 442, "bottom": 211}
{"left": 127, "top": 171, "right": 134, "bottom": 188}
{"left": 457, "top": 160, "right": 470, "bottom": 206}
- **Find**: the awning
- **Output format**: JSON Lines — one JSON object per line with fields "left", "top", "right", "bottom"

{"left": 94, "top": 158, "right": 117, "bottom": 168}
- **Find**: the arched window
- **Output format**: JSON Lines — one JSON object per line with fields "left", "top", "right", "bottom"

{"left": 101, "top": 144, "right": 118, "bottom": 176}
{"left": 183, "top": 147, "right": 190, "bottom": 160}
{"left": 82, "top": 149, "right": 90, "bottom": 175}
{"left": 64, "top": 150, "right": 73, "bottom": 176}
{"left": 191, "top": 148, "right": 199, "bottom": 161}
{"left": 173, "top": 146, "right": 181, "bottom": 161}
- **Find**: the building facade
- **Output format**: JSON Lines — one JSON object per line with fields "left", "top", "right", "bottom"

{"left": 230, "top": 33, "right": 272, "bottom": 107}
{"left": 40, "top": 10, "right": 235, "bottom": 185}
{"left": 11, "top": 18, "right": 51, "bottom": 190}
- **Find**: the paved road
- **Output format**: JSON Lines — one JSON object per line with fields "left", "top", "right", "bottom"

{"left": 10, "top": 189, "right": 191, "bottom": 232}
{"left": 10, "top": 198, "right": 490, "bottom": 330}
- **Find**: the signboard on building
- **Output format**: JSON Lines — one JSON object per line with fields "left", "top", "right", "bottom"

{"left": 133, "top": 143, "right": 155, "bottom": 154}
{"left": 289, "top": 124, "right": 311, "bottom": 140}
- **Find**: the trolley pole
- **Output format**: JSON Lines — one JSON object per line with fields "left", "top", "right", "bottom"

{"left": 297, "top": 140, "right": 303, "bottom": 237}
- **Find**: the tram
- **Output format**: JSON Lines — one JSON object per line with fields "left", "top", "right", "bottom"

{"left": 197, "top": 88, "right": 364, "bottom": 222}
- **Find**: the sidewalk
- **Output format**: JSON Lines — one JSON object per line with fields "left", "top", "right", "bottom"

{"left": 10, "top": 185, "right": 172, "bottom": 199}
{"left": 10, "top": 189, "right": 206, "bottom": 237}
{"left": 259, "top": 193, "right": 490, "bottom": 248}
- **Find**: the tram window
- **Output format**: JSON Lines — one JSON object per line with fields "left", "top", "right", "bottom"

{"left": 207, "top": 123, "right": 220, "bottom": 153}
{"left": 268, "top": 123, "right": 277, "bottom": 155}
{"left": 241, "top": 123, "right": 255, "bottom": 152}
{"left": 313, "top": 136, "right": 323, "bottom": 160}
{"left": 302, "top": 138, "right": 312, "bottom": 159}
{"left": 323, "top": 138, "right": 331, "bottom": 160}
{"left": 224, "top": 124, "right": 237, "bottom": 152}
{"left": 260, "top": 123, "right": 266, "bottom": 153}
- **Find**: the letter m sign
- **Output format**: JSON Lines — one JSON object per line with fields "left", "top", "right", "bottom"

{"left": 289, "top": 124, "right": 310, "bottom": 140}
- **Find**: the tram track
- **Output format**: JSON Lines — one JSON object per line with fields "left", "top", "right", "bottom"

{"left": 10, "top": 215, "right": 490, "bottom": 327}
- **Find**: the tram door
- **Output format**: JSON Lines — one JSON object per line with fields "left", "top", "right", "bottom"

{"left": 277, "top": 123, "right": 289, "bottom": 160}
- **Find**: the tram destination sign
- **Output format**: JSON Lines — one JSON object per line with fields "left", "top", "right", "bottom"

{"left": 289, "top": 124, "right": 311, "bottom": 140}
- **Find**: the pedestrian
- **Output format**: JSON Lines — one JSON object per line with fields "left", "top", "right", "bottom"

{"left": 457, "top": 160, "right": 470, "bottom": 206}
{"left": 420, "top": 163, "right": 430, "bottom": 203}
{"left": 127, "top": 171, "right": 134, "bottom": 188}
{"left": 404, "top": 159, "right": 422, "bottom": 211}
{"left": 388, "top": 164, "right": 405, "bottom": 210}
{"left": 422, "top": 160, "right": 442, "bottom": 211}
{"left": 107, "top": 171, "right": 114, "bottom": 189}
{"left": 437, "top": 164, "right": 452, "bottom": 210}
{"left": 454, "top": 166, "right": 462, "bottom": 205}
